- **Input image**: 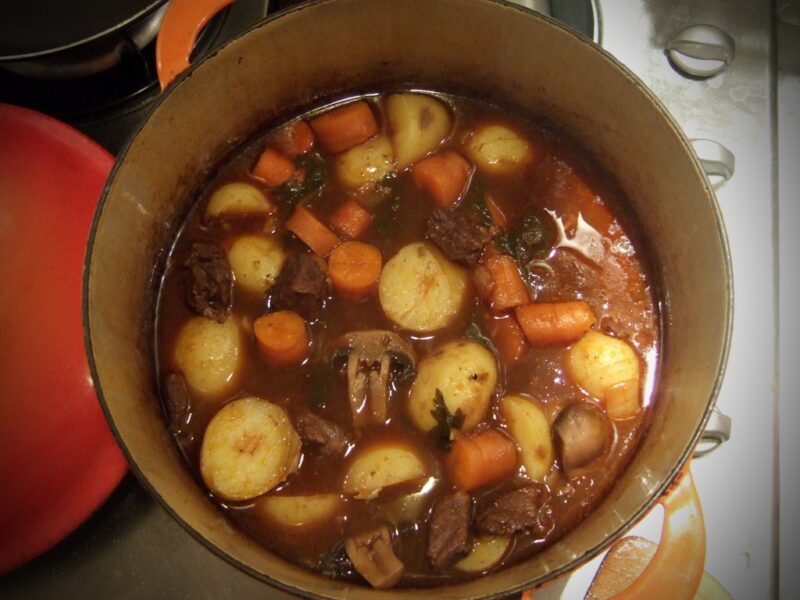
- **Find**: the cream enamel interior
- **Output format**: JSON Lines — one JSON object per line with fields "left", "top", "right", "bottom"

{"left": 84, "top": 0, "right": 731, "bottom": 597}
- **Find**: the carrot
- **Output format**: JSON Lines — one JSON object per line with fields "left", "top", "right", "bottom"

{"left": 485, "top": 192, "right": 508, "bottom": 228}
{"left": 447, "top": 429, "right": 517, "bottom": 491}
{"left": 483, "top": 254, "right": 530, "bottom": 312}
{"left": 489, "top": 317, "right": 527, "bottom": 365}
{"left": 410, "top": 151, "right": 472, "bottom": 208}
{"left": 253, "top": 310, "right": 310, "bottom": 366}
{"left": 329, "top": 198, "right": 372, "bottom": 239}
{"left": 328, "top": 241, "right": 383, "bottom": 299}
{"left": 309, "top": 101, "right": 378, "bottom": 154}
{"left": 515, "top": 300, "right": 597, "bottom": 346}
{"left": 272, "top": 120, "right": 315, "bottom": 157}
{"left": 286, "top": 206, "right": 341, "bottom": 257}
{"left": 252, "top": 148, "right": 295, "bottom": 188}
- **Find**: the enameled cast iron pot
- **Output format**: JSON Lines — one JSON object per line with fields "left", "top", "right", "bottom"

{"left": 83, "top": 0, "right": 732, "bottom": 597}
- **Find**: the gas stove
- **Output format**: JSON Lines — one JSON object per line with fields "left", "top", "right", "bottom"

{"left": 0, "top": 0, "right": 790, "bottom": 598}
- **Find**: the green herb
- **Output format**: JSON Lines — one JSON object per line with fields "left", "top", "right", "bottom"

{"left": 279, "top": 152, "right": 326, "bottom": 206}
{"left": 430, "top": 389, "right": 465, "bottom": 450}
{"left": 514, "top": 208, "right": 555, "bottom": 267}
{"left": 465, "top": 180, "right": 492, "bottom": 227}
{"left": 465, "top": 320, "right": 493, "bottom": 351}
{"left": 319, "top": 541, "right": 355, "bottom": 579}
{"left": 494, "top": 232, "right": 516, "bottom": 256}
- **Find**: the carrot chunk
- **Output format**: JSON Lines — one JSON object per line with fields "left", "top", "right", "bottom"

{"left": 447, "top": 429, "right": 517, "bottom": 491}
{"left": 329, "top": 199, "right": 373, "bottom": 239}
{"left": 253, "top": 310, "right": 310, "bottom": 366}
{"left": 483, "top": 254, "right": 530, "bottom": 312}
{"left": 489, "top": 317, "right": 527, "bottom": 365}
{"left": 252, "top": 148, "right": 295, "bottom": 188}
{"left": 515, "top": 300, "right": 597, "bottom": 346}
{"left": 328, "top": 241, "right": 383, "bottom": 299}
{"left": 410, "top": 151, "right": 472, "bottom": 208}
{"left": 309, "top": 101, "right": 378, "bottom": 154}
{"left": 272, "top": 120, "right": 315, "bottom": 157}
{"left": 286, "top": 206, "right": 341, "bottom": 257}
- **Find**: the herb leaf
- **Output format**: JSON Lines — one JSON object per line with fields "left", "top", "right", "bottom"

{"left": 465, "top": 180, "right": 492, "bottom": 227}
{"left": 465, "top": 320, "right": 493, "bottom": 351}
{"left": 430, "top": 389, "right": 465, "bottom": 450}
{"left": 279, "top": 152, "right": 326, "bottom": 206}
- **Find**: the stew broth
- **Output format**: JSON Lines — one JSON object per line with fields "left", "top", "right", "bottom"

{"left": 156, "top": 91, "right": 659, "bottom": 587}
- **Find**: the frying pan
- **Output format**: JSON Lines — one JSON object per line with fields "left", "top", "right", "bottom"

{"left": 84, "top": 0, "right": 733, "bottom": 597}
{"left": 0, "top": 0, "right": 168, "bottom": 78}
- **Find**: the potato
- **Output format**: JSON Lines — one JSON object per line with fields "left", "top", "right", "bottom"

{"left": 500, "top": 395, "right": 554, "bottom": 482}
{"left": 205, "top": 182, "right": 274, "bottom": 220}
{"left": 455, "top": 535, "right": 511, "bottom": 573}
{"left": 343, "top": 443, "right": 427, "bottom": 500}
{"left": 200, "top": 396, "right": 301, "bottom": 501}
{"left": 226, "top": 234, "right": 286, "bottom": 296}
{"left": 336, "top": 134, "right": 394, "bottom": 188}
{"left": 566, "top": 330, "right": 640, "bottom": 411}
{"left": 408, "top": 340, "right": 498, "bottom": 432}
{"left": 465, "top": 124, "right": 533, "bottom": 174}
{"left": 385, "top": 93, "right": 452, "bottom": 170}
{"left": 379, "top": 242, "right": 468, "bottom": 332}
{"left": 256, "top": 493, "right": 343, "bottom": 527}
{"left": 173, "top": 316, "right": 243, "bottom": 398}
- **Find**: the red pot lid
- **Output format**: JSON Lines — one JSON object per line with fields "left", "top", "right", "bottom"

{"left": 0, "top": 104, "right": 127, "bottom": 574}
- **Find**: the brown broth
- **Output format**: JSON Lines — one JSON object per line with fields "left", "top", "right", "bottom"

{"left": 155, "top": 91, "right": 660, "bottom": 587}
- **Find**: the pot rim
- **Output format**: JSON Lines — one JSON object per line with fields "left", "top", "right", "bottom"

{"left": 82, "top": 0, "right": 734, "bottom": 596}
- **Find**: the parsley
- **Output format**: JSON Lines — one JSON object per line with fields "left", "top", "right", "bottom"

{"left": 430, "top": 389, "right": 465, "bottom": 450}
{"left": 465, "top": 320, "right": 493, "bottom": 351}
{"left": 465, "top": 180, "right": 492, "bottom": 227}
{"left": 279, "top": 152, "right": 326, "bottom": 206}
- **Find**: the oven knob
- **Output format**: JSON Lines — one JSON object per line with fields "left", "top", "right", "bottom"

{"left": 666, "top": 24, "right": 735, "bottom": 78}
{"left": 691, "top": 139, "right": 735, "bottom": 189}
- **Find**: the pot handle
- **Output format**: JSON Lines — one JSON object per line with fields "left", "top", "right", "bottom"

{"left": 155, "top": 0, "right": 235, "bottom": 90}
{"left": 523, "top": 467, "right": 705, "bottom": 600}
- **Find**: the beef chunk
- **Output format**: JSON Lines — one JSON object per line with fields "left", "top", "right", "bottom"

{"left": 164, "top": 373, "right": 191, "bottom": 435}
{"left": 295, "top": 411, "right": 349, "bottom": 455}
{"left": 270, "top": 253, "right": 327, "bottom": 319}
{"left": 427, "top": 490, "right": 472, "bottom": 570}
{"left": 475, "top": 485, "right": 549, "bottom": 536}
{"left": 184, "top": 242, "right": 233, "bottom": 323}
{"left": 426, "top": 208, "right": 492, "bottom": 266}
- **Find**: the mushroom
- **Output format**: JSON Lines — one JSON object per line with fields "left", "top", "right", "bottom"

{"left": 344, "top": 525, "right": 404, "bottom": 589}
{"left": 553, "top": 401, "right": 613, "bottom": 475}
{"left": 330, "top": 331, "right": 416, "bottom": 429}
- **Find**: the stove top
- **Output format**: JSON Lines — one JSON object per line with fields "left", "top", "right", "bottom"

{"left": 0, "top": 0, "right": 786, "bottom": 598}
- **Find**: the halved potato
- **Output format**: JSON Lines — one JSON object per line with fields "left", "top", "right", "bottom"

{"left": 379, "top": 242, "right": 468, "bottom": 332}
{"left": 256, "top": 493, "right": 343, "bottom": 527}
{"left": 408, "top": 340, "right": 498, "bottom": 432}
{"left": 385, "top": 93, "right": 452, "bottom": 170}
{"left": 200, "top": 396, "right": 301, "bottom": 501}
{"left": 455, "top": 535, "right": 511, "bottom": 573}
{"left": 205, "top": 182, "right": 274, "bottom": 220}
{"left": 566, "top": 330, "right": 640, "bottom": 415}
{"left": 500, "top": 395, "right": 554, "bottom": 482}
{"left": 465, "top": 124, "right": 533, "bottom": 174}
{"left": 343, "top": 443, "right": 427, "bottom": 500}
{"left": 336, "top": 134, "right": 395, "bottom": 188}
{"left": 226, "top": 234, "right": 286, "bottom": 296}
{"left": 173, "top": 316, "right": 243, "bottom": 398}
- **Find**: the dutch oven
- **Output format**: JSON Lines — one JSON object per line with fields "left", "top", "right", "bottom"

{"left": 83, "top": 0, "right": 732, "bottom": 597}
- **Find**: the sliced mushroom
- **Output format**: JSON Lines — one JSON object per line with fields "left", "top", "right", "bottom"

{"left": 330, "top": 331, "right": 416, "bottom": 429}
{"left": 344, "top": 525, "right": 404, "bottom": 589}
{"left": 554, "top": 401, "right": 613, "bottom": 475}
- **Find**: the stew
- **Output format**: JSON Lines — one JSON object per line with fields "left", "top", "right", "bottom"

{"left": 155, "top": 91, "right": 660, "bottom": 588}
